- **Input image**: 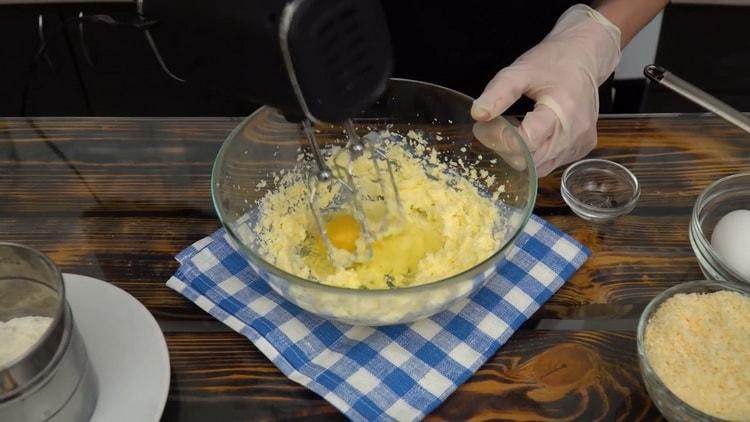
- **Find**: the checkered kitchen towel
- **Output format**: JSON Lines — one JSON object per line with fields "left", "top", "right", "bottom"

{"left": 167, "top": 215, "right": 589, "bottom": 421}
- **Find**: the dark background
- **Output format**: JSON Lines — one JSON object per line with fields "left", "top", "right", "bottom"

{"left": 1, "top": 2, "right": 749, "bottom": 117}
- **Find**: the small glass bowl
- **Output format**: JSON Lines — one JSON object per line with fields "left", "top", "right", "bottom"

{"left": 690, "top": 173, "right": 750, "bottom": 285}
{"left": 637, "top": 280, "right": 750, "bottom": 422}
{"left": 560, "top": 159, "right": 640, "bottom": 222}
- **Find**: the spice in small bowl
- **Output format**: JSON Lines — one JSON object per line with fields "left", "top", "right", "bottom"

{"left": 560, "top": 159, "right": 640, "bottom": 222}
{"left": 637, "top": 280, "right": 750, "bottom": 421}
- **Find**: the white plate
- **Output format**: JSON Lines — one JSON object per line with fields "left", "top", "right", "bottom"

{"left": 64, "top": 273, "right": 170, "bottom": 422}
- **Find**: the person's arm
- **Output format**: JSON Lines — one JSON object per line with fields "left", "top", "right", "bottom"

{"left": 594, "top": 0, "right": 669, "bottom": 47}
{"left": 472, "top": 2, "right": 668, "bottom": 176}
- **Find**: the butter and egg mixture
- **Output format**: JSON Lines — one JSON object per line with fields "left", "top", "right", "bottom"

{"left": 251, "top": 131, "right": 505, "bottom": 290}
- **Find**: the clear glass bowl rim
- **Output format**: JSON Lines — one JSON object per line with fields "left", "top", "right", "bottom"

{"left": 211, "top": 78, "right": 538, "bottom": 294}
{"left": 636, "top": 279, "right": 750, "bottom": 421}
{"left": 560, "top": 158, "right": 641, "bottom": 215}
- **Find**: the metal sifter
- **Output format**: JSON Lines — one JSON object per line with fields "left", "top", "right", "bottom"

{"left": 0, "top": 243, "right": 98, "bottom": 421}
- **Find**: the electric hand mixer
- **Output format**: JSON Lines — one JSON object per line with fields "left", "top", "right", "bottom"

{"left": 143, "top": 0, "right": 402, "bottom": 265}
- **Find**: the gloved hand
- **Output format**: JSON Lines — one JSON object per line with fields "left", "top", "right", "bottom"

{"left": 471, "top": 5, "right": 622, "bottom": 176}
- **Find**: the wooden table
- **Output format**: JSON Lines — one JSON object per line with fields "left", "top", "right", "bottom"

{"left": 1, "top": 115, "right": 748, "bottom": 420}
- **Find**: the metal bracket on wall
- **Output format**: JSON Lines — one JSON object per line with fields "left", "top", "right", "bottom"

{"left": 77, "top": 11, "right": 95, "bottom": 67}
{"left": 37, "top": 14, "right": 55, "bottom": 71}
{"left": 136, "top": 0, "right": 186, "bottom": 83}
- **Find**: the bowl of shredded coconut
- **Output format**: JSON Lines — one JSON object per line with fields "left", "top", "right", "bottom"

{"left": 637, "top": 280, "right": 750, "bottom": 421}
{"left": 212, "top": 79, "right": 537, "bottom": 325}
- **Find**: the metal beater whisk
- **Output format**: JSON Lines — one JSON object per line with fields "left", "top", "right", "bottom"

{"left": 302, "top": 119, "right": 402, "bottom": 266}
{"left": 338, "top": 120, "right": 403, "bottom": 234}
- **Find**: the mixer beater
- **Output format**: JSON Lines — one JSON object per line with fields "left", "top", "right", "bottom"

{"left": 302, "top": 118, "right": 403, "bottom": 267}
{"left": 142, "top": 0, "right": 400, "bottom": 266}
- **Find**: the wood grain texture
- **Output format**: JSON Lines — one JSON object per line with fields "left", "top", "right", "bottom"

{"left": 1, "top": 115, "right": 747, "bottom": 420}
{"left": 163, "top": 330, "right": 662, "bottom": 421}
{"left": 430, "top": 330, "right": 662, "bottom": 421}
{"left": 164, "top": 332, "right": 345, "bottom": 422}
{"left": 1, "top": 116, "right": 746, "bottom": 320}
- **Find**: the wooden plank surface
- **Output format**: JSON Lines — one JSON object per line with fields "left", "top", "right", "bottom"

{"left": 1, "top": 115, "right": 748, "bottom": 420}
{"left": 162, "top": 330, "right": 660, "bottom": 421}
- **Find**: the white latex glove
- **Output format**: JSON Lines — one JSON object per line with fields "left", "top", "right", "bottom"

{"left": 471, "top": 5, "right": 622, "bottom": 177}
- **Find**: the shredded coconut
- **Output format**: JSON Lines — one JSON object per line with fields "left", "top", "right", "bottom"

{"left": 644, "top": 290, "right": 750, "bottom": 420}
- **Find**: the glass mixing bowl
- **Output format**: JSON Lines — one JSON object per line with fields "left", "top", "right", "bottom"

{"left": 212, "top": 78, "right": 536, "bottom": 325}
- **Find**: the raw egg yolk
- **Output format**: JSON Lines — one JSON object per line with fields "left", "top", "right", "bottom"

{"left": 324, "top": 214, "right": 361, "bottom": 253}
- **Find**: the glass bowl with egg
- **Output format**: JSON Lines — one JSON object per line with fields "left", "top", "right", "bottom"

{"left": 689, "top": 173, "right": 750, "bottom": 285}
{"left": 636, "top": 280, "right": 750, "bottom": 421}
{"left": 211, "top": 79, "right": 537, "bottom": 326}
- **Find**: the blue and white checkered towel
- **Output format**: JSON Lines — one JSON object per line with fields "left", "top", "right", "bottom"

{"left": 167, "top": 214, "right": 590, "bottom": 421}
